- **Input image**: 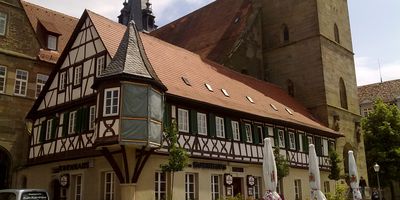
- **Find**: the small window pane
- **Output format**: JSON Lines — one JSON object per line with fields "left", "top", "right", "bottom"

{"left": 0, "top": 66, "right": 6, "bottom": 93}
{"left": 0, "top": 12, "right": 7, "bottom": 36}
{"left": 14, "top": 69, "right": 28, "bottom": 96}
{"left": 178, "top": 109, "right": 189, "bottom": 132}
{"left": 48, "top": 35, "right": 57, "bottom": 50}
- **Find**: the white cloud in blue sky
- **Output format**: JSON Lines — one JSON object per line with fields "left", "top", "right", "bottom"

{"left": 26, "top": 0, "right": 400, "bottom": 86}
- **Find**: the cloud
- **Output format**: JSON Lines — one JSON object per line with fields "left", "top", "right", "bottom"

{"left": 355, "top": 56, "right": 400, "bottom": 86}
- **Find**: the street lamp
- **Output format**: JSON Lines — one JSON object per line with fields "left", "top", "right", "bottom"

{"left": 373, "top": 163, "right": 382, "bottom": 200}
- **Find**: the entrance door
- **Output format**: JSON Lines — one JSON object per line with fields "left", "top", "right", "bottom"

{"left": 232, "top": 177, "right": 243, "bottom": 197}
{"left": 50, "top": 179, "right": 61, "bottom": 200}
{"left": 0, "top": 148, "right": 11, "bottom": 189}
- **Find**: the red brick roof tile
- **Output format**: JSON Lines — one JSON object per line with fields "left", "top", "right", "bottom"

{"left": 358, "top": 79, "right": 400, "bottom": 104}
{"left": 87, "top": 10, "right": 340, "bottom": 136}
{"left": 151, "top": 0, "right": 252, "bottom": 63}
{"left": 22, "top": 1, "right": 78, "bottom": 63}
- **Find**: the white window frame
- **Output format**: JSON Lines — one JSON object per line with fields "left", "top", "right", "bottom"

{"left": 155, "top": 171, "right": 167, "bottom": 200}
{"left": 0, "top": 66, "right": 6, "bottom": 93}
{"left": 294, "top": 179, "right": 302, "bottom": 200}
{"left": 74, "top": 65, "right": 82, "bottom": 86}
{"left": 46, "top": 119, "right": 53, "bottom": 140}
{"left": 47, "top": 35, "right": 57, "bottom": 50}
{"left": 178, "top": 108, "right": 189, "bottom": 133}
{"left": 215, "top": 117, "right": 225, "bottom": 138}
{"left": 231, "top": 121, "right": 240, "bottom": 141}
{"left": 245, "top": 123, "right": 253, "bottom": 143}
{"left": 298, "top": 134, "right": 304, "bottom": 152}
{"left": 323, "top": 181, "right": 330, "bottom": 193}
{"left": 197, "top": 112, "right": 207, "bottom": 135}
{"left": 68, "top": 111, "right": 77, "bottom": 134}
{"left": 103, "top": 88, "right": 120, "bottom": 116}
{"left": 74, "top": 174, "right": 83, "bottom": 200}
{"left": 289, "top": 132, "right": 296, "bottom": 150}
{"left": 104, "top": 171, "right": 115, "bottom": 200}
{"left": 254, "top": 177, "right": 262, "bottom": 199}
{"left": 0, "top": 12, "right": 7, "bottom": 36}
{"left": 211, "top": 175, "right": 221, "bottom": 200}
{"left": 185, "top": 173, "right": 197, "bottom": 200}
{"left": 89, "top": 106, "right": 96, "bottom": 130}
{"left": 60, "top": 71, "right": 66, "bottom": 91}
{"left": 14, "top": 69, "right": 28, "bottom": 96}
{"left": 278, "top": 130, "right": 285, "bottom": 148}
{"left": 36, "top": 74, "right": 48, "bottom": 98}
{"left": 96, "top": 56, "right": 105, "bottom": 77}
{"left": 323, "top": 139, "right": 329, "bottom": 156}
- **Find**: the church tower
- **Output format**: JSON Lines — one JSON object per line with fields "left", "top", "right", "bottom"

{"left": 261, "top": 0, "right": 366, "bottom": 178}
{"left": 118, "top": 0, "right": 157, "bottom": 32}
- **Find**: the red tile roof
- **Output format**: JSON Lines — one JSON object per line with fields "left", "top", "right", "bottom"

{"left": 151, "top": 0, "right": 253, "bottom": 63}
{"left": 87, "top": 10, "right": 340, "bottom": 136}
{"left": 358, "top": 79, "right": 400, "bottom": 104}
{"left": 22, "top": 1, "right": 78, "bottom": 63}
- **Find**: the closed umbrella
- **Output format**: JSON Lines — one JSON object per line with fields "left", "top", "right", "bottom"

{"left": 348, "top": 150, "right": 362, "bottom": 200}
{"left": 262, "top": 138, "right": 282, "bottom": 200}
{"left": 308, "top": 144, "right": 327, "bottom": 200}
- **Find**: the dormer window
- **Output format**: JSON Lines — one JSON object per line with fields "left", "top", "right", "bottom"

{"left": 47, "top": 34, "right": 58, "bottom": 50}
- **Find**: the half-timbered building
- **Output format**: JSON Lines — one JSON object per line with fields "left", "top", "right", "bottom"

{"left": 22, "top": 9, "right": 342, "bottom": 200}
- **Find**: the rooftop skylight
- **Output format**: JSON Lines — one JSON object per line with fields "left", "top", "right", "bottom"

{"left": 181, "top": 77, "right": 191, "bottom": 86}
{"left": 205, "top": 83, "right": 213, "bottom": 92}
{"left": 246, "top": 96, "right": 254, "bottom": 103}
{"left": 270, "top": 103, "right": 278, "bottom": 111}
{"left": 221, "top": 89, "right": 229, "bottom": 97}
{"left": 285, "top": 108, "right": 293, "bottom": 115}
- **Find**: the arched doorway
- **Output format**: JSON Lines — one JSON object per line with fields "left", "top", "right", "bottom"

{"left": 0, "top": 147, "right": 11, "bottom": 189}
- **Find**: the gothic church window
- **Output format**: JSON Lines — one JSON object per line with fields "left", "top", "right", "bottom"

{"left": 283, "top": 24, "right": 289, "bottom": 42}
{"left": 339, "top": 78, "right": 348, "bottom": 109}
{"left": 334, "top": 23, "right": 340, "bottom": 43}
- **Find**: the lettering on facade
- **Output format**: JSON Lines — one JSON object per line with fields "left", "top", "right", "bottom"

{"left": 52, "top": 160, "right": 93, "bottom": 173}
{"left": 192, "top": 162, "right": 226, "bottom": 170}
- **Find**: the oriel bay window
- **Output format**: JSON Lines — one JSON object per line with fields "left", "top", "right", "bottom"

{"left": 104, "top": 88, "right": 120, "bottom": 116}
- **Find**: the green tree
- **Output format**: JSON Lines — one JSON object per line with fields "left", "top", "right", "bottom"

{"left": 362, "top": 99, "right": 400, "bottom": 198}
{"left": 274, "top": 147, "right": 289, "bottom": 195}
{"left": 328, "top": 147, "right": 341, "bottom": 181}
{"left": 160, "top": 120, "right": 189, "bottom": 200}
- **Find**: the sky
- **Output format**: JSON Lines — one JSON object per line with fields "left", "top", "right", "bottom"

{"left": 25, "top": 0, "right": 400, "bottom": 86}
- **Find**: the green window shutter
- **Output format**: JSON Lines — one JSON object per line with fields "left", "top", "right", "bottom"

{"left": 284, "top": 129, "right": 290, "bottom": 149}
{"left": 51, "top": 118, "right": 58, "bottom": 139}
{"left": 81, "top": 107, "right": 89, "bottom": 132}
{"left": 190, "top": 110, "right": 197, "bottom": 134}
{"left": 315, "top": 137, "right": 322, "bottom": 156}
{"left": 62, "top": 112, "right": 69, "bottom": 137}
{"left": 273, "top": 128, "right": 279, "bottom": 147}
{"left": 263, "top": 126, "right": 269, "bottom": 139}
{"left": 74, "top": 109, "right": 80, "bottom": 134}
{"left": 253, "top": 125, "right": 260, "bottom": 145}
{"left": 39, "top": 121, "right": 47, "bottom": 142}
{"left": 295, "top": 133, "right": 301, "bottom": 151}
{"left": 163, "top": 103, "right": 171, "bottom": 129}
{"left": 240, "top": 122, "right": 247, "bottom": 143}
{"left": 208, "top": 113, "right": 216, "bottom": 137}
{"left": 303, "top": 134, "right": 309, "bottom": 152}
{"left": 225, "top": 118, "right": 233, "bottom": 140}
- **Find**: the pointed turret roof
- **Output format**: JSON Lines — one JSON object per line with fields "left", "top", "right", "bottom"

{"left": 100, "top": 20, "right": 164, "bottom": 88}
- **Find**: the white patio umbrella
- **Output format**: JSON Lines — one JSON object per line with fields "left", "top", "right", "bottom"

{"left": 348, "top": 150, "right": 362, "bottom": 200}
{"left": 308, "top": 144, "right": 327, "bottom": 200}
{"left": 262, "top": 138, "right": 282, "bottom": 200}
